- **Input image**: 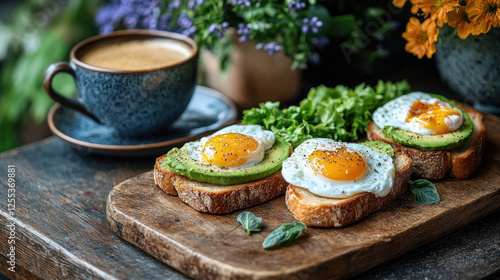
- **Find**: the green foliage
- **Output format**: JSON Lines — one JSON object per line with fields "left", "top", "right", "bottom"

{"left": 330, "top": 1, "right": 402, "bottom": 74}
{"left": 0, "top": 0, "right": 100, "bottom": 152}
{"left": 163, "top": 0, "right": 331, "bottom": 72}
{"left": 242, "top": 80, "right": 411, "bottom": 148}
{"left": 159, "top": 0, "right": 399, "bottom": 72}
{"left": 328, "top": 14, "right": 356, "bottom": 37}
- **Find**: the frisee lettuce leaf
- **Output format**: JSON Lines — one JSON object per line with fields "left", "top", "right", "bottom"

{"left": 242, "top": 80, "right": 411, "bottom": 148}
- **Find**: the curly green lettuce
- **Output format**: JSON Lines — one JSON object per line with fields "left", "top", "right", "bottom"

{"left": 242, "top": 80, "right": 411, "bottom": 148}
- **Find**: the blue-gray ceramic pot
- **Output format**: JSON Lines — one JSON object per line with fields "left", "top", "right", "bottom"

{"left": 43, "top": 30, "right": 198, "bottom": 137}
{"left": 435, "top": 28, "right": 500, "bottom": 115}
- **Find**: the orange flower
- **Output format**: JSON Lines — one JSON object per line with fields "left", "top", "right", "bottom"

{"left": 409, "top": 0, "right": 432, "bottom": 14}
{"left": 447, "top": 6, "right": 483, "bottom": 38}
{"left": 432, "top": 0, "right": 460, "bottom": 26}
{"left": 466, "top": 0, "right": 500, "bottom": 33}
{"left": 402, "top": 17, "right": 439, "bottom": 59}
{"left": 393, "top": 0, "right": 408, "bottom": 8}
{"left": 411, "top": 0, "right": 459, "bottom": 26}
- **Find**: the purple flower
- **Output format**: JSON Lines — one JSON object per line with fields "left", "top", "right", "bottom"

{"left": 182, "top": 26, "right": 197, "bottom": 37}
{"left": 123, "top": 15, "right": 139, "bottom": 29}
{"left": 288, "top": 0, "right": 306, "bottom": 15}
{"left": 143, "top": 16, "right": 157, "bottom": 29}
{"left": 95, "top": 1, "right": 131, "bottom": 29}
{"left": 237, "top": 23, "right": 252, "bottom": 42}
{"left": 311, "top": 36, "right": 330, "bottom": 49}
{"left": 256, "top": 41, "right": 283, "bottom": 55}
{"left": 157, "top": 13, "right": 172, "bottom": 30}
{"left": 309, "top": 52, "right": 320, "bottom": 64}
{"left": 100, "top": 23, "right": 114, "bottom": 34}
{"left": 177, "top": 12, "right": 193, "bottom": 29}
{"left": 95, "top": 0, "right": 163, "bottom": 33}
{"left": 144, "top": 6, "right": 161, "bottom": 29}
{"left": 188, "top": 0, "right": 204, "bottom": 9}
{"left": 390, "top": 21, "right": 400, "bottom": 30}
{"left": 231, "top": 0, "right": 252, "bottom": 7}
{"left": 208, "top": 23, "right": 227, "bottom": 38}
{"left": 168, "top": 0, "right": 181, "bottom": 10}
{"left": 302, "top": 17, "right": 323, "bottom": 34}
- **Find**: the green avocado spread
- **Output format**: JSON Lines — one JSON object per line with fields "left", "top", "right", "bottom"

{"left": 163, "top": 137, "right": 290, "bottom": 185}
{"left": 381, "top": 94, "right": 473, "bottom": 151}
{"left": 360, "top": 141, "right": 395, "bottom": 158}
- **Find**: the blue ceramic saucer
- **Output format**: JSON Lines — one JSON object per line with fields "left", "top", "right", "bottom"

{"left": 48, "top": 86, "right": 237, "bottom": 157}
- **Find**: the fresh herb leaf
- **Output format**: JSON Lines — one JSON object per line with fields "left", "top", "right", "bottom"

{"left": 409, "top": 179, "right": 440, "bottom": 204}
{"left": 263, "top": 221, "right": 306, "bottom": 249}
{"left": 243, "top": 80, "right": 411, "bottom": 148}
{"left": 237, "top": 212, "right": 262, "bottom": 236}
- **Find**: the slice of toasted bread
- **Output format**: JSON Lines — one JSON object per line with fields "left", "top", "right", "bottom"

{"left": 285, "top": 152, "right": 412, "bottom": 228}
{"left": 154, "top": 154, "right": 288, "bottom": 214}
{"left": 367, "top": 103, "right": 486, "bottom": 180}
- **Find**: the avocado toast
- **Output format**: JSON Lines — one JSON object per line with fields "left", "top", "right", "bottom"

{"left": 286, "top": 152, "right": 412, "bottom": 228}
{"left": 154, "top": 125, "right": 291, "bottom": 214}
{"left": 367, "top": 92, "right": 486, "bottom": 180}
{"left": 282, "top": 139, "right": 412, "bottom": 228}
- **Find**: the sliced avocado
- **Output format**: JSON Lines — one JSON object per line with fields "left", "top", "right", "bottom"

{"left": 163, "top": 137, "right": 290, "bottom": 185}
{"left": 360, "top": 141, "right": 395, "bottom": 158}
{"left": 381, "top": 94, "right": 473, "bottom": 151}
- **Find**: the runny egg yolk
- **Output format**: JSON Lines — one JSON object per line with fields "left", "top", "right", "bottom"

{"left": 406, "top": 100, "right": 461, "bottom": 135}
{"left": 307, "top": 147, "right": 367, "bottom": 181}
{"left": 201, "top": 133, "right": 260, "bottom": 168}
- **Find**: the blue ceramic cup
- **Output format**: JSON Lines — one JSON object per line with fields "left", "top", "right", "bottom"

{"left": 43, "top": 30, "right": 198, "bottom": 137}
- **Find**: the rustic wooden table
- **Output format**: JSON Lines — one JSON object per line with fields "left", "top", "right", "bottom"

{"left": 0, "top": 137, "right": 499, "bottom": 280}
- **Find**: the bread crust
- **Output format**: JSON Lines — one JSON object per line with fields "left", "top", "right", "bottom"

{"left": 285, "top": 153, "right": 412, "bottom": 228}
{"left": 366, "top": 103, "right": 486, "bottom": 180}
{"left": 367, "top": 122, "right": 450, "bottom": 179}
{"left": 154, "top": 154, "right": 288, "bottom": 214}
{"left": 449, "top": 106, "right": 487, "bottom": 179}
{"left": 154, "top": 154, "right": 178, "bottom": 195}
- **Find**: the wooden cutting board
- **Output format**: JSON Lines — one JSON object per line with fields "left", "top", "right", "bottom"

{"left": 106, "top": 114, "right": 500, "bottom": 280}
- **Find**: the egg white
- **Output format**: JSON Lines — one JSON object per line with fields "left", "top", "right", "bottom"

{"left": 185, "top": 124, "right": 275, "bottom": 169}
{"left": 281, "top": 138, "right": 395, "bottom": 198}
{"left": 373, "top": 92, "right": 463, "bottom": 136}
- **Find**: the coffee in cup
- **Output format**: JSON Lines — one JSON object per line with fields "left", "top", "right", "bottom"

{"left": 79, "top": 38, "right": 192, "bottom": 71}
{"left": 43, "top": 30, "right": 198, "bottom": 137}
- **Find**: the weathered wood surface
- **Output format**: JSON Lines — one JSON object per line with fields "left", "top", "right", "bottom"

{"left": 107, "top": 114, "right": 500, "bottom": 280}
{"left": 0, "top": 254, "right": 41, "bottom": 280}
{"left": 0, "top": 139, "right": 189, "bottom": 280}
{"left": 0, "top": 114, "right": 498, "bottom": 280}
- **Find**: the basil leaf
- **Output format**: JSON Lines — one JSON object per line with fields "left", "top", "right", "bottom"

{"left": 409, "top": 179, "right": 440, "bottom": 204}
{"left": 263, "top": 221, "right": 307, "bottom": 249}
{"left": 237, "top": 212, "right": 262, "bottom": 236}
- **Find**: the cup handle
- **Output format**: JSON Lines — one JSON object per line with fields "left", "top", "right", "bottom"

{"left": 43, "top": 62, "right": 101, "bottom": 124}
